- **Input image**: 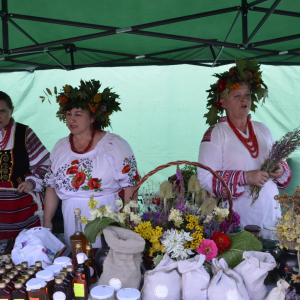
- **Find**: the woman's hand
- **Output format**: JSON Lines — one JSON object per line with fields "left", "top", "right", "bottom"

{"left": 17, "top": 181, "right": 33, "bottom": 193}
{"left": 269, "top": 163, "right": 284, "bottom": 179}
{"left": 43, "top": 220, "right": 53, "bottom": 231}
{"left": 246, "top": 170, "right": 269, "bottom": 188}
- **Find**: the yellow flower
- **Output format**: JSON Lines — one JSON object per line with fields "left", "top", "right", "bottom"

{"left": 80, "top": 216, "right": 87, "bottom": 224}
{"left": 291, "top": 273, "right": 300, "bottom": 283}
{"left": 93, "top": 93, "right": 102, "bottom": 103}
{"left": 64, "top": 84, "right": 71, "bottom": 93}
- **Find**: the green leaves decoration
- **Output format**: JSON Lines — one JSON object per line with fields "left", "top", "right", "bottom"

{"left": 217, "top": 231, "right": 263, "bottom": 269}
{"left": 84, "top": 216, "right": 126, "bottom": 244}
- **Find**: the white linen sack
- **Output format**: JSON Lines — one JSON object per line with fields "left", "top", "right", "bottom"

{"left": 99, "top": 226, "right": 145, "bottom": 290}
{"left": 234, "top": 251, "right": 276, "bottom": 300}
{"left": 12, "top": 227, "right": 65, "bottom": 268}
{"left": 142, "top": 254, "right": 181, "bottom": 300}
{"left": 178, "top": 254, "right": 210, "bottom": 300}
{"left": 265, "top": 279, "right": 289, "bottom": 300}
{"left": 208, "top": 258, "right": 249, "bottom": 300}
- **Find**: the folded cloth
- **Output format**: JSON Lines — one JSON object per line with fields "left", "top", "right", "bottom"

{"left": 12, "top": 227, "right": 65, "bottom": 268}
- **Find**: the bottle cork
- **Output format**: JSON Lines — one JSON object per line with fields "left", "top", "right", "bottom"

{"left": 74, "top": 208, "right": 81, "bottom": 216}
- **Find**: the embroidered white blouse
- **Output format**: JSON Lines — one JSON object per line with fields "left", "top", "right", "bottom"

{"left": 44, "top": 131, "right": 141, "bottom": 199}
{"left": 198, "top": 116, "right": 291, "bottom": 230}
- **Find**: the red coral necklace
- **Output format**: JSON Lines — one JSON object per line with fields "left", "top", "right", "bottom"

{"left": 227, "top": 118, "right": 259, "bottom": 158}
{"left": 69, "top": 130, "right": 96, "bottom": 154}
{"left": 0, "top": 119, "right": 13, "bottom": 150}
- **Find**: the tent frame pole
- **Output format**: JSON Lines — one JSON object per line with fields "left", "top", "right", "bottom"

{"left": 1, "top": 0, "right": 9, "bottom": 54}
{"left": 8, "top": 18, "right": 67, "bottom": 70}
{"left": 244, "top": 0, "right": 282, "bottom": 47}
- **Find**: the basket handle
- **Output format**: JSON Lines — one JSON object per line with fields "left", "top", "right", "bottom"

{"left": 131, "top": 160, "right": 233, "bottom": 221}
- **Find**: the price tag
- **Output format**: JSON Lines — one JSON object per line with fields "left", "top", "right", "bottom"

{"left": 74, "top": 283, "right": 85, "bottom": 297}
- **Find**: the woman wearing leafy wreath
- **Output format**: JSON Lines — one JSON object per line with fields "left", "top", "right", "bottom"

{"left": 197, "top": 59, "right": 291, "bottom": 230}
{"left": 43, "top": 80, "right": 141, "bottom": 247}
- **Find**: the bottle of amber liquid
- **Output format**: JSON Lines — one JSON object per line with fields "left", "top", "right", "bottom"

{"left": 12, "top": 281, "right": 27, "bottom": 300}
{"left": 72, "top": 272, "right": 87, "bottom": 300}
{"left": 2, "top": 276, "right": 14, "bottom": 294}
{"left": 74, "top": 243, "right": 83, "bottom": 265}
{"left": 29, "top": 266, "right": 37, "bottom": 273}
{"left": 59, "top": 272, "right": 72, "bottom": 300}
{"left": 0, "top": 268, "right": 5, "bottom": 280}
{"left": 0, "top": 280, "right": 12, "bottom": 300}
{"left": 85, "top": 244, "right": 97, "bottom": 284}
{"left": 52, "top": 277, "right": 67, "bottom": 299}
{"left": 15, "top": 265, "right": 23, "bottom": 278}
{"left": 35, "top": 270, "right": 55, "bottom": 300}
{"left": 21, "top": 263, "right": 28, "bottom": 273}
{"left": 69, "top": 208, "right": 88, "bottom": 261}
{"left": 27, "top": 270, "right": 35, "bottom": 280}
{"left": 75, "top": 254, "right": 90, "bottom": 291}
{"left": 5, "top": 263, "right": 13, "bottom": 275}
{"left": 35, "top": 262, "right": 43, "bottom": 272}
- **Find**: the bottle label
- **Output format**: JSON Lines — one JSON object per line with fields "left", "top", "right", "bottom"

{"left": 74, "top": 283, "right": 85, "bottom": 297}
{"left": 29, "top": 298, "right": 39, "bottom": 300}
{"left": 89, "top": 266, "right": 94, "bottom": 277}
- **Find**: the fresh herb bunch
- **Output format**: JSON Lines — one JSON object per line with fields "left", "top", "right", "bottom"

{"left": 250, "top": 127, "right": 300, "bottom": 205}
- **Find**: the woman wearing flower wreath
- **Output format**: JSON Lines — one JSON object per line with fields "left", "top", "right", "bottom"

{"left": 0, "top": 91, "right": 50, "bottom": 239}
{"left": 197, "top": 59, "right": 291, "bottom": 230}
{"left": 43, "top": 80, "right": 141, "bottom": 247}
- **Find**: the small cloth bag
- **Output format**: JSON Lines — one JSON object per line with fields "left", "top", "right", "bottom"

{"left": 234, "top": 251, "right": 276, "bottom": 300}
{"left": 99, "top": 226, "right": 145, "bottom": 290}
{"left": 265, "top": 279, "right": 289, "bottom": 300}
{"left": 178, "top": 254, "right": 210, "bottom": 300}
{"left": 208, "top": 258, "right": 250, "bottom": 300}
{"left": 142, "top": 254, "right": 181, "bottom": 300}
{"left": 11, "top": 227, "right": 65, "bottom": 268}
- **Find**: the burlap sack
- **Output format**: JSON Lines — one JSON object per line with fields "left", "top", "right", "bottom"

{"left": 98, "top": 226, "right": 145, "bottom": 290}
{"left": 265, "top": 279, "right": 289, "bottom": 300}
{"left": 208, "top": 258, "right": 249, "bottom": 300}
{"left": 178, "top": 254, "right": 210, "bottom": 300}
{"left": 141, "top": 254, "right": 181, "bottom": 300}
{"left": 234, "top": 251, "right": 276, "bottom": 300}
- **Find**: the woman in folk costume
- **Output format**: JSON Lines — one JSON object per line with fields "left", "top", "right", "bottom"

{"left": 43, "top": 80, "right": 141, "bottom": 248}
{"left": 197, "top": 59, "right": 291, "bottom": 229}
{"left": 0, "top": 91, "right": 49, "bottom": 238}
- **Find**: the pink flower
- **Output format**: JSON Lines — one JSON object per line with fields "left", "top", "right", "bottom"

{"left": 196, "top": 239, "right": 218, "bottom": 261}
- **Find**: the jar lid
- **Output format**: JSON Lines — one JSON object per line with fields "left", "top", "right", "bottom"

{"left": 55, "top": 277, "right": 64, "bottom": 284}
{"left": 36, "top": 270, "right": 54, "bottom": 281}
{"left": 109, "top": 278, "right": 122, "bottom": 291}
{"left": 21, "top": 262, "right": 28, "bottom": 268}
{"left": 91, "top": 285, "right": 114, "bottom": 299}
{"left": 244, "top": 225, "right": 261, "bottom": 233}
{"left": 53, "top": 291, "right": 66, "bottom": 300}
{"left": 117, "top": 288, "right": 141, "bottom": 300}
{"left": 14, "top": 281, "right": 23, "bottom": 289}
{"left": 35, "top": 261, "right": 42, "bottom": 267}
{"left": 66, "top": 265, "right": 74, "bottom": 272}
{"left": 28, "top": 269, "right": 35, "bottom": 275}
{"left": 26, "top": 278, "right": 47, "bottom": 291}
{"left": 54, "top": 257, "right": 72, "bottom": 268}
{"left": 45, "top": 265, "right": 63, "bottom": 276}
{"left": 76, "top": 253, "right": 87, "bottom": 264}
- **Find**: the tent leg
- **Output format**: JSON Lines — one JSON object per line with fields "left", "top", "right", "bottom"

{"left": 1, "top": 0, "right": 9, "bottom": 54}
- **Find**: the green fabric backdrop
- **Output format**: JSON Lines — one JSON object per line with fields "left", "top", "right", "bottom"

{"left": 0, "top": 64, "right": 299, "bottom": 194}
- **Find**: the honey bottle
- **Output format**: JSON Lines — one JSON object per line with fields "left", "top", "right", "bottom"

{"left": 72, "top": 272, "right": 87, "bottom": 300}
{"left": 69, "top": 208, "right": 88, "bottom": 261}
{"left": 0, "top": 280, "right": 11, "bottom": 300}
{"left": 12, "top": 281, "right": 27, "bottom": 300}
{"left": 85, "top": 244, "right": 97, "bottom": 284}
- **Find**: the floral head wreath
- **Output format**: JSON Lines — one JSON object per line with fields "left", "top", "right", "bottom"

{"left": 205, "top": 58, "right": 268, "bottom": 126}
{"left": 42, "top": 80, "right": 121, "bottom": 129}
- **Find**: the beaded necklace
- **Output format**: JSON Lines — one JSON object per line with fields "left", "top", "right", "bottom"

{"left": 69, "top": 130, "right": 96, "bottom": 154}
{"left": 0, "top": 119, "right": 13, "bottom": 150}
{"left": 227, "top": 118, "right": 259, "bottom": 158}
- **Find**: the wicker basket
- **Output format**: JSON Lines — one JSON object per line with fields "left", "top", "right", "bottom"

{"left": 131, "top": 160, "right": 233, "bottom": 221}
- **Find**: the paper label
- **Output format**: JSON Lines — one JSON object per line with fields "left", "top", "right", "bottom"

{"left": 226, "top": 289, "right": 241, "bottom": 300}
{"left": 109, "top": 278, "right": 122, "bottom": 291}
{"left": 74, "top": 283, "right": 85, "bottom": 297}
{"left": 202, "top": 290, "right": 208, "bottom": 300}
{"left": 89, "top": 266, "right": 94, "bottom": 277}
{"left": 29, "top": 298, "right": 39, "bottom": 300}
{"left": 154, "top": 285, "right": 168, "bottom": 299}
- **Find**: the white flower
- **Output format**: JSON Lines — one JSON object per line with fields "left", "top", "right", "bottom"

{"left": 115, "top": 198, "right": 123, "bottom": 209}
{"left": 124, "top": 200, "right": 138, "bottom": 215}
{"left": 130, "top": 212, "right": 142, "bottom": 225}
{"left": 117, "top": 213, "right": 126, "bottom": 224}
{"left": 213, "top": 207, "right": 229, "bottom": 223}
{"left": 103, "top": 205, "right": 114, "bottom": 218}
{"left": 88, "top": 209, "right": 103, "bottom": 220}
{"left": 168, "top": 208, "right": 183, "bottom": 228}
{"left": 204, "top": 214, "right": 213, "bottom": 223}
{"left": 161, "top": 229, "right": 194, "bottom": 260}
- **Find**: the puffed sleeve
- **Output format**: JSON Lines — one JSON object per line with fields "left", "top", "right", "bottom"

{"left": 25, "top": 127, "right": 50, "bottom": 192}
{"left": 197, "top": 125, "right": 247, "bottom": 199}
{"left": 106, "top": 134, "right": 141, "bottom": 187}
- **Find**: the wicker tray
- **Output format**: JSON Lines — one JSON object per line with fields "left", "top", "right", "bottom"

{"left": 131, "top": 160, "right": 233, "bottom": 221}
